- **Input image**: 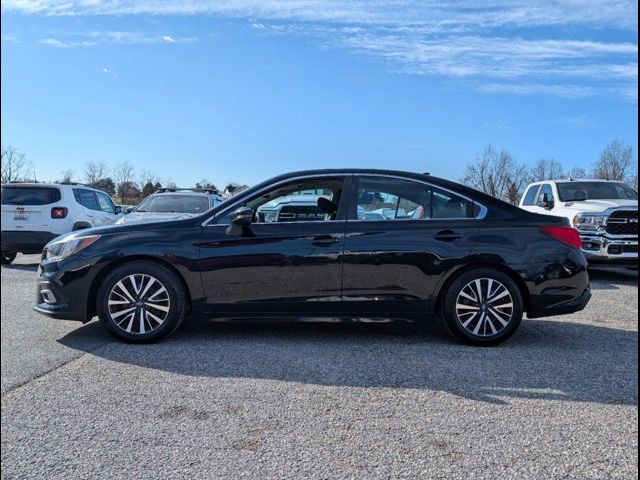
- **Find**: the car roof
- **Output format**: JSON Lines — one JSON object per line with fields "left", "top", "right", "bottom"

{"left": 1, "top": 182, "right": 105, "bottom": 191}
{"left": 151, "top": 190, "right": 213, "bottom": 197}
{"left": 527, "top": 179, "right": 627, "bottom": 186}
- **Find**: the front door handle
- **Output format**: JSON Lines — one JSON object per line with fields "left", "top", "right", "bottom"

{"left": 312, "top": 235, "right": 340, "bottom": 247}
{"left": 434, "top": 230, "right": 463, "bottom": 242}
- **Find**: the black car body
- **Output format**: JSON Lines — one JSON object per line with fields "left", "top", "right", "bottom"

{"left": 34, "top": 169, "right": 591, "bottom": 345}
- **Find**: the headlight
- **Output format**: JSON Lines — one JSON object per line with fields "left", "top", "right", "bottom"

{"left": 573, "top": 213, "right": 607, "bottom": 230}
{"left": 45, "top": 235, "right": 101, "bottom": 262}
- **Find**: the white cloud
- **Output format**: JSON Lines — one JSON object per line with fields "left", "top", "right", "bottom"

{"left": 6, "top": 0, "right": 637, "bottom": 100}
{"left": 37, "top": 31, "right": 197, "bottom": 47}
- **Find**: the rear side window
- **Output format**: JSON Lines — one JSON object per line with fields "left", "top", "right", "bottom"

{"left": 1, "top": 187, "right": 61, "bottom": 205}
{"left": 73, "top": 188, "right": 100, "bottom": 211}
{"left": 538, "top": 184, "right": 555, "bottom": 203}
{"left": 355, "top": 177, "right": 476, "bottom": 220}
{"left": 522, "top": 185, "right": 540, "bottom": 206}
{"left": 96, "top": 192, "right": 115, "bottom": 213}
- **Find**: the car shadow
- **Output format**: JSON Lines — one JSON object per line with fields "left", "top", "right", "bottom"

{"left": 589, "top": 267, "right": 638, "bottom": 290}
{"left": 0, "top": 263, "right": 39, "bottom": 272}
{"left": 58, "top": 316, "right": 637, "bottom": 406}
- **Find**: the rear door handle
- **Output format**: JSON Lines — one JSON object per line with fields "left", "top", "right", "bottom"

{"left": 312, "top": 235, "right": 340, "bottom": 247}
{"left": 434, "top": 230, "right": 463, "bottom": 242}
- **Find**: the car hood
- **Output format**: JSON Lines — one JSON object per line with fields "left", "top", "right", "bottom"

{"left": 560, "top": 199, "right": 638, "bottom": 213}
{"left": 116, "top": 212, "right": 197, "bottom": 225}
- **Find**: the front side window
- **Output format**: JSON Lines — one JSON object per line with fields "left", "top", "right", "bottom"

{"left": 538, "top": 184, "right": 555, "bottom": 204}
{"left": 73, "top": 188, "right": 99, "bottom": 211}
{"left": 355, "top": 177, "right": 476, "bottom": 221}
{"left": 96, "top": 192, "right": 115, "bottom": 213}
{"left": 215, "top": 178, "right": 344, "bottom": 224}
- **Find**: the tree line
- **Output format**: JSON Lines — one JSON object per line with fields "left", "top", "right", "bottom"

{"left": 1, "top": 146, "right": 230, "bottom": 204}
{"left": 461, "top": 139, "right": 637, "bottom": 204}
{"left": 2, "top": 139, "right": 637, "bottom": 206}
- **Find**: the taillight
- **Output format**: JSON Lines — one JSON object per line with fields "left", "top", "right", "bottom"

{"left": 539, "top": 226, "right": 582, "bottom": 249}
{"left": 51, "top": 207, "right": 68, "bottom": 219}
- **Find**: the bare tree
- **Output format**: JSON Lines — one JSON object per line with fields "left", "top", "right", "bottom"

{"left": 60, "top": 169, "right": 75, "bottom": 183}
{"left": 113, "top": 161, "right": 136, "bottom": 204}
{"left": 1, "top": 145, "right": 33, "bottom": 184}
{"left": 84, "top": 160, "right": 109, "bottom": 186}
{"left": 592, "top": 140, "right": 636, "bottom": 182}
{"left": 461, "top": 145, "right": 530, "bottom": 204}
{"left": 567, "top": 167, "right": 588, "bottom": 180}
{"left": 137, "top": 169, "right": 161, "bottom": 198}
{"left": 195, "top": 179, "right": 217, "bottom": 191}
{"left": 530, "top": 158, "right": 564, "bottom": 182}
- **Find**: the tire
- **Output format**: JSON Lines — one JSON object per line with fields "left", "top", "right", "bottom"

{"left": 96, "top": 261, "right": 187, "bottom": 343}
{"left": 1, "top": 251, "right": 17, "bottom": 265}
{"left": 441, "top": 268, "right": 523, "bottom": 346}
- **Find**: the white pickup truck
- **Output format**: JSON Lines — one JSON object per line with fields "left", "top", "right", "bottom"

{"left": 519, "top": 179, "right": 638, "bottom": 268}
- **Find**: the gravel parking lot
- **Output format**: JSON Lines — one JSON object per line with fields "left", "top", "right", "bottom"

{"left": 1, "top": 254, "right": 638, "bottom": 479}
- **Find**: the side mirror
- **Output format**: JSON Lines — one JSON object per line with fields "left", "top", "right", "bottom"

{"left": 231, "top": 207, "right": 254, "bottom": 226}
{"left": 126, "top": 206, "right": 135, "bottom": 213}
{"left": 226, "top": 207, "right": 254, "bottom": 236}
{"left": 537, "top": 193, "right": 554, "bottom": 209}
{"left": 114, "top": 206, "right": 122, "bottom": 214}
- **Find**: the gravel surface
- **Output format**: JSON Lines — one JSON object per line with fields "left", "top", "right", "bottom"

{"left": 1, "top": 254, "right": 638, "bottom": 479}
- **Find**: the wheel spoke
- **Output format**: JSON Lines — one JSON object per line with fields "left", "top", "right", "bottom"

{"left": 145, "top": 302, "right": 170, "bottom": 313}
{"left": 115, "top": 281, "right": 136, "bottom": 303}
{"left": 488, "top": 289, "right": 510, "bottom": 304}
{"left": 472, "top": 312, "right": 486, "bottom": 335}
{"left": 456, "top": 303, "right": 480, "bottom": 311}
{"left": 461, "top": 312, "right": 478, "bottom": 328}
{"left": 146, "top": 310, "right": 165, "bottom": 325}
{"left": 139, "top": 276, "right": 156, "bottom": 299}
{"left": 111, "top": 306, "right": 136, "bottom": 319}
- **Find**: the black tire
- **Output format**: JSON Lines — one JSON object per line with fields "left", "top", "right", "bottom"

{"left": 1, "top": 251, "right": 17, "bottom": 265}
{"left": 96, "top": 261, "right": 187, "bottom": 343}
{"left": 441, "top": 268, "right": 523, "bottom": 346}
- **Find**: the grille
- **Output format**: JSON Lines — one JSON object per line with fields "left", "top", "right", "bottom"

{"left": 606, "top": 210, "right": 639, "bottom": 235}
{"left": 277, "top": 206, "right": 325, "bottom": 222}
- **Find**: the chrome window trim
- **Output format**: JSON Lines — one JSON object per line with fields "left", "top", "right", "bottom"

{"left": 202, "top": 172, "right": 488, "bottom": 227}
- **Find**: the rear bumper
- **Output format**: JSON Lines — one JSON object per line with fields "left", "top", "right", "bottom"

{"left": 528, "top": 286, "right": 591, "bottom": 318}
{"left": 1, "top": 230, "right": 58, "bottom": 253}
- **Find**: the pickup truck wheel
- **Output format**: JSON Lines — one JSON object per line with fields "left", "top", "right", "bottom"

{"left": 96, "top": 261, "right": 186, "bottom": 343}
{"left": 442, "top": 268, "right": 523, "bottom": 346}
{"left": 1, "top": 251, "right": 17, "bottom": 264}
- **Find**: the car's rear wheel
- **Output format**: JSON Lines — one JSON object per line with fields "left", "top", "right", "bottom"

{"left": 96, "top": 261, "right": 186, "bottom": 343}
{"left": 1, "top": 251, "right": 17, "bottom": 265}
{"left": 442, "top": 268, "right": 523, "bottom": 346}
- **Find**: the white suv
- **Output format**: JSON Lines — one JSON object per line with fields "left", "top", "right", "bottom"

{"left": 519, "top": 179, "right": 638, "bottom": 268}
{"left": 1, "top": 183, "right": 123, "bottom": 264}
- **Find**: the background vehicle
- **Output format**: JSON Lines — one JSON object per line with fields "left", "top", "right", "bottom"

{"left": 117, "top": 188, "right": 222, "bottom": 225}
{"left": 520, "top": 179, "right": 638, "bottom": 268}
{"left": 34, "top": 169, "right": 590, "bottom": 346}
{"left": 1, "top": 183, "right": 123, "bottom": 263}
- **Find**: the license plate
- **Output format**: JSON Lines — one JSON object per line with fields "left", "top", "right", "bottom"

{"left": 14, "top": 213, "right": 29, "bottom": 221}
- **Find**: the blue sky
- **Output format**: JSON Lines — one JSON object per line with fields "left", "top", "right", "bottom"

{"left": 1, "top": 1, "right": 638, "bottom": 187}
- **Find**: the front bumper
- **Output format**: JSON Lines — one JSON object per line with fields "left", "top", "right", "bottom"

{"left": 579, "top": 233, "right": 638, "bottom": 267}
{"left": 1, "top": 230, "right": 58, "bottom": 254}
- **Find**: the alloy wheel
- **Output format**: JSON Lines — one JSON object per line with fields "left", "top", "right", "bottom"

{"left": 107, "top": 274, "right": 170, "bottom": 335}
{"left": 455, "top": 278, "right": 514, "bottom": 337}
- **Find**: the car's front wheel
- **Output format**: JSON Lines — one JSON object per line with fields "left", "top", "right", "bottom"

{"left": 442, "top": 268, "right": 523, "bottom": 346}
{"left": 96, "top": 261, "right": 187, "bottom": 343}
{"left": 1, "top": 251, "right": 17, "bottom": 265}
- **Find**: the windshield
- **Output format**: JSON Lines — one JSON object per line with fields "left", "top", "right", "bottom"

{"left": 557, "top": 182, "right": 638, "bottom": 202}
{"left": 135, "top": 195, "right": 209, "bottom": 214}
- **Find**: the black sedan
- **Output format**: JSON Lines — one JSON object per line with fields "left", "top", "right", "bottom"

{"left": 34, "top": 169, "right": 591, "bottom": 346}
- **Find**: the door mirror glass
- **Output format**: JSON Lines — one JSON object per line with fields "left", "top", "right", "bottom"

{"left": 231, "top": 207, "right": 254, "bottom": 226}
{"left": 114, "top": 206, "right": 122, "bottom": 214}
{"left": 126, "top": 206, "right": 135, "bottom": 213}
